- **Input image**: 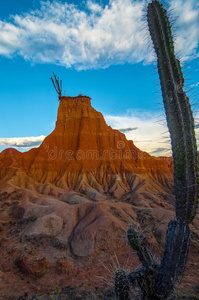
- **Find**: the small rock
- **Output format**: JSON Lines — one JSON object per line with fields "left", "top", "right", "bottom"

{"left": 23, "top": 213, "right": 63, "bottom": 240}
{"left": 16, "top": 256, "right": 51, "bottom": 277}
{"left": 8, "top": 205, "right": 25, "bottom": 219}
{"left": 56, "top": 258, "right": 72, "bottom": 274}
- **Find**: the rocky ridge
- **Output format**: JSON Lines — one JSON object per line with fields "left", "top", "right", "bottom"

{"left": 0, "top": 96, "right": 198, "bottom": 299}
{"left": 0, "top": 95, "right": 173, "bottom": 194}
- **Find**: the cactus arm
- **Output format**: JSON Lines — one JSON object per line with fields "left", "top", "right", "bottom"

{"left": 126, "top": 227, "right": 158, "bottom": 297}
{"left": 147, "top": 0, "right": 198, "bottom": 224}
{"left": 127, "top": 227, "right": 157, "bottom": 267}
{"left": 155, "top": 220, "right": 190, "bottom": 298}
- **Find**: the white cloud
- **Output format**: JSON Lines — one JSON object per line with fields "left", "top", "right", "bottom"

{"left": 0, "top": 135, "right": 46, "bottom": 149}
{"left": 0, "top": 0, "right": 148, "bottom": 69}
{"left": 172, "top": 0, "right": 199, "bottom": 61}
{"left": 86, "top": 0, "right": 103, "bottom": 13}
{"left": 105, "top": 108, "right": 199, "bottom": 156}
{"left": 104, "top": 111, "right": 172, "bottom": 156}
{"left": 116, "top": 126, "right": 138, "bottom": 133}
{"left": 1, "top": 0, "right": 198, "bottom": 69}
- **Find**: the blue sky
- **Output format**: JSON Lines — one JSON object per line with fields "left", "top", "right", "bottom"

{"left": 0, "top": 0, "right": 199, "bottom": 156}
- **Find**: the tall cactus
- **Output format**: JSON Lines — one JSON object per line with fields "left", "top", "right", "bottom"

{"left": 113, "top": 0, "right": 198, "bottom": 299}
{"left": 147, "top": 0, "right": 198, "bottom": 225}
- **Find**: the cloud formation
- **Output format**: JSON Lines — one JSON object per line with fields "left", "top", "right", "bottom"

{"left": 0, "top": 0, "right": 198, "bottom": 69}
{"left": 105, "top": 109, "right": 199, "bottom": 156}
{"left": 104, "top": 111, "right": 172, "bottom": 156}
{"left": 116, "top": 127, "right": 138, "bottom": 133}
{"left": 172, "top": 0, "right": 199, "bottom": 61}
{"left": 0, "top": 135, "right": 46, "bottom": 150}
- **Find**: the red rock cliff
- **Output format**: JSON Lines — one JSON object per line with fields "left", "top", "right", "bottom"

{"left": 0, "top": 96, "right": 173, "bottom": 194}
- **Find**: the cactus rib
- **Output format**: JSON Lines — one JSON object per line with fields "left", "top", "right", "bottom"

{"left": 147, "top": 0, "right": 198, "bottom": 224}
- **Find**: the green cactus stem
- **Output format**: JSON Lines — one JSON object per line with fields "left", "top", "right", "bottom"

{"left": 155, "top": 219, "right": 190, "bottom": 298}
{"left": 147, "top": 0, "right": 198, "bottom": 224}
{"left": 112, "top": 1, "right": 198, "bottom": 299}
{"left": 114, "top": 268, "right": 130, "bottom": 300}
{"left": 127, "top": 227, "right": 156, "bottom": 267}
{"left": 127, "top": 227, "right": 140, "bottom": 250}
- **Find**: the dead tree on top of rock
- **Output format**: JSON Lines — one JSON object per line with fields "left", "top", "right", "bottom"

{"left": 50, "top": 72, "right": 62, "bottom": 100}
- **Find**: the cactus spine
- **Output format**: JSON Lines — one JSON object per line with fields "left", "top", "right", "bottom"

{"left": 113, "top": 0, "right": 198, "bottom": 299}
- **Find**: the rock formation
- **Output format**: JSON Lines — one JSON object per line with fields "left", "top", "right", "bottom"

{"left": 0, "top": 95, "right": 173, "bottom": 195}
{"left": 0, "top": 96, "right": 198, "bottom": 298}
